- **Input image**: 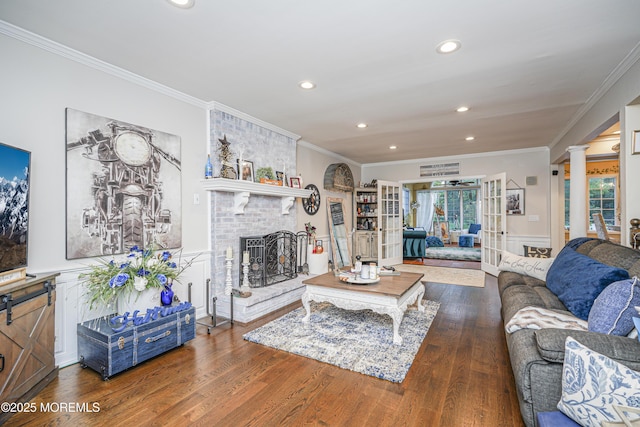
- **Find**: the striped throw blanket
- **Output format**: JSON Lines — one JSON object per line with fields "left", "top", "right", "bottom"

{"left": 505, "top": 306, "right": 588, "bottom": 333}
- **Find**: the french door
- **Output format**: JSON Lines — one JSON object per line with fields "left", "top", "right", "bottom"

{"left": 377, "top": 180, "right": 403, "bottom": 266}
{"left": 481, "top": 173, "right": 506, "bottom": 276}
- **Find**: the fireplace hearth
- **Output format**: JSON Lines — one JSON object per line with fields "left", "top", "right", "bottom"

{"left": 240, "top": 230, "right": 298, "bottom": 288}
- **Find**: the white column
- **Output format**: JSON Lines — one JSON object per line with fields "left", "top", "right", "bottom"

{"left": 567, "top": 145, "right": 589, "bottom": 240}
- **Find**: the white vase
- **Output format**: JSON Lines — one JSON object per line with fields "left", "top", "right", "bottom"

{"left": 117, "top": 287, "right": 161, "bottom": 315}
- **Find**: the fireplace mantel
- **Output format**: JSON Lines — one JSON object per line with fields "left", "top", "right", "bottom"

{"left": 202, "top": 178, "right": 312, "bottom": 214}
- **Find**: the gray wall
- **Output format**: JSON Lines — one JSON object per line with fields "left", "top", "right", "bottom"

{"left": 0, "top": 30, "right": 211, "bottom": 367}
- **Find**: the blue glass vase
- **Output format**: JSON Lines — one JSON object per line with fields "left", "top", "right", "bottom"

{"left": 160, "top": 283, "right": 174, "bottom": 306}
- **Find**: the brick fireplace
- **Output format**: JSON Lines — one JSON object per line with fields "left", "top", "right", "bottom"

{"left": 207, "top": 107, "right": 309, "bottom": 323}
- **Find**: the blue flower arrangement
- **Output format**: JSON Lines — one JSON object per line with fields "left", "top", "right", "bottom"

{"left": 81, "top": 246, "right": 191, "bottom": 310}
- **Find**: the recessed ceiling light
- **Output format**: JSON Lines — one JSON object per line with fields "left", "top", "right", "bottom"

{"left": 456, "top": 106, "right": 470, "bottom": 113}
{"left": 356, "top": 123, "right": 368, "bottom": 129}
{"left": 167, "top": 0, "right": 195, "bottom": 8}
{"left": 465, "top": 136, "right": 475, "bottom": 141}
{"left": 436, "top": 39, "right": 462, "bottom": 54}
{"left": 298, "top": 81, "right": 316, "bottom": 90}
{"left": 389, "top": 145, "right": 397, "bottom": 150}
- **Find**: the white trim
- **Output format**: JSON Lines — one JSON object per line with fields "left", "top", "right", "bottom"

{"left": 0, "top": 20, "right": 208, "bottom": 109}
{"left": 297, "top": 140, "right": 362, "bottom": 167}
{"left": 549, "top": 41, "right": 640, "bottom": 148}
{"left": 202, "top": 178, "right": 311, "bottom": 214}
{"left": 362, "top": 146, "right": 549, "bottom": 168}
{"left": 209, "top": 101, "right": 301, "bottom": 141}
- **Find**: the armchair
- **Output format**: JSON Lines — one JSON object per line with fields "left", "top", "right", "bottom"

{"left": 464, "top": 223, "right": 481, "bottom": 244}
{"left": 403, "top": 228, "right": 426, "bottom": 259}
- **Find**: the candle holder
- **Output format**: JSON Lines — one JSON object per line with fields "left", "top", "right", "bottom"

{"left": 242, "top": 261, "right": 250, "bottom": 289}
{"left": 224, "top": 256, "right": 233, "bottom": 296}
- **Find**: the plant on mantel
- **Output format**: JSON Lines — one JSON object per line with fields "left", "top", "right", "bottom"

{"left": 255, "top": 167, "right": 275, "bottom": 181}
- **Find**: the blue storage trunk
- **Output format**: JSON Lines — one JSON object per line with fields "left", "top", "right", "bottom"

{"left": 77, "top": 305, "right": 196, "bottom": 380}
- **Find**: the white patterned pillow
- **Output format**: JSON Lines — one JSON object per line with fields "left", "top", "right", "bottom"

{"left": 557, "top": 337, "right": 640, "bottom": 426}
{"left": 498, "top": 251, "right": 555, "bottom": 281}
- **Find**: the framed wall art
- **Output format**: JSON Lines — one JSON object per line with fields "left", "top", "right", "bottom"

{"left": 506, "top": 188, "right": 525, "bottom": 215}
{"left": 65, "top": 108, "right": 182, "bottom": 259}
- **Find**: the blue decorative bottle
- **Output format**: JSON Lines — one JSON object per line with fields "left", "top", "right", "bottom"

{"left": 161, "top": 283, "right": 174, "bottom": 306}
{"left": 205, "top": 154, "right": 213, "bottom": 178}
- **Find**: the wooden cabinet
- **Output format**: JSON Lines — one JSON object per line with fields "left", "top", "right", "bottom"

{"left": 0, "top": 273, "right": 58, "bottom": 424}
{"left": 354, "top": 231, "right": 378, "bottom": 262}
{"left": 354, "top": 188, "right": 379, "bottom": 262}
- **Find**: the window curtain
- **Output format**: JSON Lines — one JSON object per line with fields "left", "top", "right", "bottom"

{"left": 416, "top": 191, "right": 437, "bottom": 232}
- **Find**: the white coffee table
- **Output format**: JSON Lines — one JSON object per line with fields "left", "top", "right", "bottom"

{"left": 301, "top": 272, "right": 425, "bottom": 345}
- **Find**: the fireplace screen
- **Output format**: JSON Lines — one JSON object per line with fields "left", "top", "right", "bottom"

{"left": 240, "top": 230, "right": 297, "bottom": 288}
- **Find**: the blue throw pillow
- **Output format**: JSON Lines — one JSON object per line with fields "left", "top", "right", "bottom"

{"left": 588, "top": 277, "right": 640, "bottom": 336}
{"left": 468, "top": 224, "right": 481, "bottom": 234}
{"left": 425, "top": 236, "right": 444, "bottom": 247}
{"left": 546, "top": 246, "right": 629, "bottom": 320}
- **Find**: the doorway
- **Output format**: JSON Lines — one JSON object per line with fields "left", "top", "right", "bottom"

{"left": 403, "top": 178, "right": 483, "bottom": 264}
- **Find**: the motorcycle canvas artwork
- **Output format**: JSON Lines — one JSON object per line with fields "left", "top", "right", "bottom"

{"left": 65, "top": 108, "right": 182, "bottom": 259}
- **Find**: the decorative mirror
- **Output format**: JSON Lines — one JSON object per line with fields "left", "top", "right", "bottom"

{"left": 326, "top": 197, "right": 352, "bottom": 270}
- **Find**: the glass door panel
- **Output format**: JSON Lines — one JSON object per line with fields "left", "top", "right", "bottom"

{"left": 378, "top": 180, "right": 403, "bottom": 266}
{"left": 481, "top": 173, "right": 506, "bottom": 276}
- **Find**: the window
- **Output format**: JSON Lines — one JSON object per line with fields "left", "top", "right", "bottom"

{"left": 564, "top": 175, "right": 617, "bottom": 228}
{"left": 412, "top": 180, "right": 480, "bottom": 233}
{"left": 402, "top": 187, "right": 410, "bottom": 225}
{"left": 433, "top": 188, "right": 479, "bottom": 230}
{"left": 589, "top": 176, "right": 616, "bottom": 227}
{"left": 461, "top": 189, "right": 478, "bottom": 230}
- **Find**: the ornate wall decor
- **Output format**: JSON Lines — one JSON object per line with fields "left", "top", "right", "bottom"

{"left": 65, "top": 108, "right": 182, "bottom": 259}
{"left": 323, "top": 163, "right": 354, "bottom": 192}
{"left": 563, "top": 160, "right": 619, "bottom": 177}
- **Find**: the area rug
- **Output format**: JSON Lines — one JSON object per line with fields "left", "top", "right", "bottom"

{"left": 394, "top": 264, "right": 485, "bottom": 288}
{"left": 243, "top": 300, "right": 440, "bottom": 383}
{"left": 424, "top": 246, "right": 481, "bottom": 261}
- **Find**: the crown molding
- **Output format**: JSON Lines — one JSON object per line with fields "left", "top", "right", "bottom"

{"left": 362, "top": 146, "right": 549, "bottom": 168}
{"left": 0, "top": 19, "right": 207, "bottom": 109}
{"left": 209, "top": 101, "right": 301, "bottom": 141}
{"left": 297, "top": 140, "right": 361, "bottom": 167}
{"left": 549, "top": 40, "right": 640, "bottom": 148}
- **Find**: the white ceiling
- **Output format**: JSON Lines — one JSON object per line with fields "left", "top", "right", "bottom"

{"left": 1, "top": 0, "right": 639, "bottom": 164}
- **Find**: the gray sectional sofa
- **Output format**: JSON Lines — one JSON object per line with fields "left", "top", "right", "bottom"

{"left": 497, "top": 238, "right": 640, "bottom": 427}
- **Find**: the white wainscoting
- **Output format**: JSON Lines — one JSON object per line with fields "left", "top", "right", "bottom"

{"left": 52, "top": 251, "right": 211, "bottom": 368}
{"left": 505, "top": 235, "right": 552, "bottom": 256}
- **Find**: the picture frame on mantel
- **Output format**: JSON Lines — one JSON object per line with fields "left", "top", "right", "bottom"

{"left": 237, "top": 159, "right": 254, "bottom": 182}
{"left": 276, "top": 170, "right": 287, "bottom": 186}
{"left": 633, "top": 130, "right": 640, "bottom": 154}
{"left": 290, "top": 177, "right": 301, "bottom": 188}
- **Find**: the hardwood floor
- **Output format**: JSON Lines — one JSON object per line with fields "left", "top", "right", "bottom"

{"left": 5, "top": 263, "right": 525, "bottom": 427}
